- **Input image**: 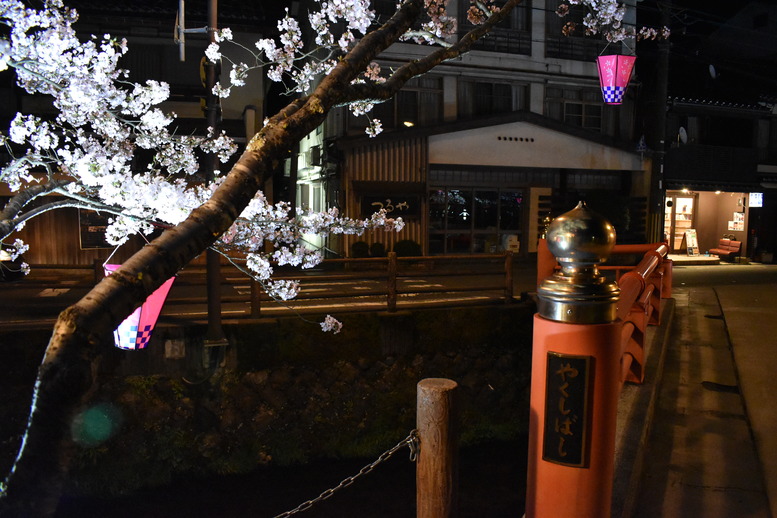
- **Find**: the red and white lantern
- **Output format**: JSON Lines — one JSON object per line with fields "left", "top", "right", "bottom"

{"left": 104, "top": 264, "right": 176, "bottom": 350}
{"left": 596, "top": 55, "right": 636, "bottom": 105}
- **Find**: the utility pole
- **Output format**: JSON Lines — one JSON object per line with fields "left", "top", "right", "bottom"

{"left": 649, "top": 0, "right": 671, "bottom": 243}
{"left": 203, "top": 0, "right": 229, "bottom": 350}
{"left": 176, "top": 0, "right": 228, "bottom": 351}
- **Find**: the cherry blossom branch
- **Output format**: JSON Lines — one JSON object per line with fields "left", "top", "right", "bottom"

{"left": 341, "top": 0, "right": 523, "bottom": 106}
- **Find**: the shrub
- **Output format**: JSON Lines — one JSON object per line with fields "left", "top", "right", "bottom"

{"left": 369, "top": 242, "right": 386, "bottom": 257}
{"left": 351, "top": 241, "right": 370, "bottom": 258}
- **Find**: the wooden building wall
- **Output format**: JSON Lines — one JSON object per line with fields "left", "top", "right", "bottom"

{"left": 342, "top": 136, "right": 428, "bottom": 256}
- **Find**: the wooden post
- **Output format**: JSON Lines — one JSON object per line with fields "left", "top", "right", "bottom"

{"left": 417, "top": 378, "right": 458, "bottom": 518}
{"left": 93, "top": 258, "right": 102, "bottom": 284}
{"left": 504, "top": 250, "right": 514, "bottom": 301}
{"left": 387, "top": 251, "right": 397, "bottom": 313}
{"left": 249, "top": 280, "right": 261, "bottom": 318}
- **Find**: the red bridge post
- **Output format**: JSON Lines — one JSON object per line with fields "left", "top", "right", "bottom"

{"left": 526, "top": 202, "right": 622, "bottom": 518}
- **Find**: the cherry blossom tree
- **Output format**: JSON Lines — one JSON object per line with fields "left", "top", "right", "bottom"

{"left": 0, "top": 0, "right": 655, "bottom": 514}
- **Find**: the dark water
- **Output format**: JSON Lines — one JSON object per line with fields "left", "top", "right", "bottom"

{"left": 54, "top": 439, "right": 527, "bottom": 517}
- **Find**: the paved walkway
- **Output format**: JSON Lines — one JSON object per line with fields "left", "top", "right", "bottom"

{"left": 629, "top": 284, "right": 776, "bottom": 517}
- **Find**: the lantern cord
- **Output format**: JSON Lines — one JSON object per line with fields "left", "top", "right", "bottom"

{"left": 102, "top": 233, "right": 153, "bottom": 270}
{"left": 599, "top": 40, "right": 634, "bottom": 56}
{"left": 102, "top": 243, "right": 122, "bottom": 269}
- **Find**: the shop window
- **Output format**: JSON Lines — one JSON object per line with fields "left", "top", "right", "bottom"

{"left": 428, "top": 188, "right": 523, "bottom": 254}
{"left": 664, "top": 193, "right": 696, "bottom": 252}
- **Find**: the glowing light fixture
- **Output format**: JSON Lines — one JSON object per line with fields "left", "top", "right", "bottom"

{"left": 596, "top": 55, "right": 636, "bottom": 105}
{"left": 104, "top": 264, "right": 176, "bottom": 350}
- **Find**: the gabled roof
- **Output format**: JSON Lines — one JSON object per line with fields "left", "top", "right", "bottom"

{"left": 338, "top": 111, "right": 641, "bottom": 156}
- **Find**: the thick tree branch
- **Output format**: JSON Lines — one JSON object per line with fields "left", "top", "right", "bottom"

{"left": 0, "top": 181, "right": 70, "bottom": 219}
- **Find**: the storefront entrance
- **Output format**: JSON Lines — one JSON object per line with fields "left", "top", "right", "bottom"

{"left": 664, "top": 192, "right": 697, "bottom": 252}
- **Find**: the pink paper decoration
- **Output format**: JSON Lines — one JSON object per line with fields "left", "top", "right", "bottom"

{"left": 596, "top": 55, "right": 636, "bottom": 105}
{"left": 104, "top": 264, "right": 176, "bottom": 350}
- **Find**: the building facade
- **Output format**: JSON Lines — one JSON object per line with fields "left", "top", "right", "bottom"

{"left": 638, "top": 1, "right": 777, "bottom": 261}
{"left": 291, "top": 0, "right": 651, "bottom": 258}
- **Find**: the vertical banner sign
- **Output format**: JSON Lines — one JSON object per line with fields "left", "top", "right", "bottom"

{"left": 543, "top": 352, "right": 593, "bottom": 467}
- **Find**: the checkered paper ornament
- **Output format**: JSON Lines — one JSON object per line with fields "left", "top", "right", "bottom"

{"left": 596, "top": 55, "right": 636, "bottom": 105}
{"left": 104, "top": 264, "right": 175, "bottom": 350}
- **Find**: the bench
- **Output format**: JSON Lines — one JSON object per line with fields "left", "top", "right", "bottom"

{"left": 709, "top": 238, "right": 742, "bottom": 261}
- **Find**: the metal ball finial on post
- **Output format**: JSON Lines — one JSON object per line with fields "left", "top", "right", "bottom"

{"left": 537, "top": 201, "right": 620, "bottom": 324}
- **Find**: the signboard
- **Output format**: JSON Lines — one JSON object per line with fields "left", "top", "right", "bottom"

{"left": 683, "top": 229, "right": 699, "bottom": 256}
{"left": 79, "top": 209, "right": 112, "bottom": 249}
{"left": 728, "top": 212, "right": 745, "bottom": 231}
{"left": 360, "top": 195, "right": 420, "bottom": 219}
{"left": 543, "top": 352, "right": 592, "bottom": 467}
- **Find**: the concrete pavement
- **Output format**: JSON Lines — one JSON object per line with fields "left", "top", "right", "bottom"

{"left": 621, "top": 273, "right": 777, "bottom": 517}
{"left": 718, "top": 284, "right": 777, "bottom": 518}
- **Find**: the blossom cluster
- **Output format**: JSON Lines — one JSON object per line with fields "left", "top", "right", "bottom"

{"left": 555, "top": 0, "right": 670, "bottom": 42}
{"left": 208, "top": 0, "right": 474, "bottom": 136}
{"left": 0, "top": 0, "right": 407, "bottom": 331}
{"left": 467, "top": 0, "right": 500, "bottom": 25}
{"left": 0, "top": 0, "right": 236, "bottom": 246}
{"left": 214, "top": 192, "right": 402, "bottom": 317}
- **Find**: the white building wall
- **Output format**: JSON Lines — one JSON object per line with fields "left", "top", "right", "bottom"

{"left": 428, "top": 121, "right": 645, "bottom": 172}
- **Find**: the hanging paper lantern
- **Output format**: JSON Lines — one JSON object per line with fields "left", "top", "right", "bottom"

{"left": 104, "top": 264, "right": 176, "bottom": 350}
{"left": 596, "top": 55, "right": 636, "bottom": 105}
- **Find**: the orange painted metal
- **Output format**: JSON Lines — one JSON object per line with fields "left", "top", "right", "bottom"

{"left": 526, "top": 315, "right": 622, "bottom": 518}
{"left": 661, "top": 259, "right": 673, "bottom": 298}
{"left": 536, "top": 238, "right": 556, "bottom": 287}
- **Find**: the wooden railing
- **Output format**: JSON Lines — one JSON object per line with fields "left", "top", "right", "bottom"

{"left": 77, "top": 252, "right": 518, "bottom": 321}
{"left": 243, "top": 251, "right": 515, "bottom": 317}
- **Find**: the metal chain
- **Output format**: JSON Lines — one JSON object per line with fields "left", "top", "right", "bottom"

{"left": 272, "top": 430, "right": 419, "bottom": 518}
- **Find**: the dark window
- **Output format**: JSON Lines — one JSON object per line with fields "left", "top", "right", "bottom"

{"left": 544, "top": 0, "right": 615, "bottom": 61}
{"left": 545, "top": 87, "right": 604, "bottom": 132}
{"left": 428, "top": 188, "right": 523, "bottom": 254}
{"left": 701, "top": 116, "right": 754, "bottom": 147}
{"left": 347, "top": 76, "right": 442, "bottom": 134}
{"left": 458, "top": 81, "right": 528, "bottom": 119}
{"left": 458, "top": 0, "right": 532, "bottom": 54}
